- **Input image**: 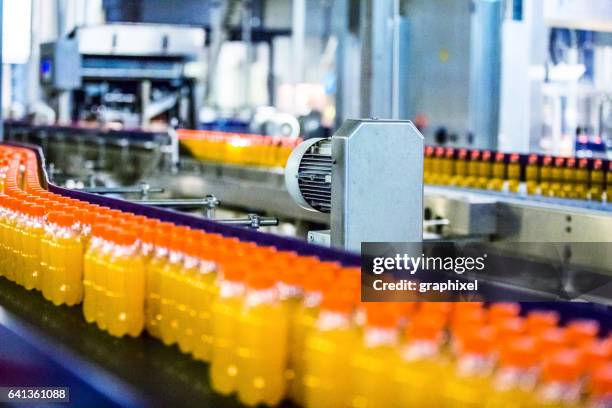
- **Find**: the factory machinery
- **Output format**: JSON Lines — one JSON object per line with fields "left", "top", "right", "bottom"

{"left": 0, "top": 120, "right": 612, "bottom": 407}
{"left": 0, "top": 127, "right": 612, "bottom": 407}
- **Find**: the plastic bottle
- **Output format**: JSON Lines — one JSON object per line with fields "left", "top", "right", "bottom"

{"left": 236, "top": 267, "right": 289, "bottom": 406}
{"left": 288, "top": 259, "right": 336, "bottom": 405}
{"left": 588, "top": 364, "right": 612, "bottom": 408}
{"left": 349, "top": 303, "right": 401, "bottom": 408}
{"left": 42, "top": 211, "right": 83, "bottom": 306}
{"left": 21, "top": 204, "right": 45, "bottom": 290}
{"left": 442, "top": 326, "right": 496, "bottom": 407}
{"left": 107, "top": 228, "right": 145, "bottom": 337}
{"left": 303, "top": 288, "right": 357, "bottom": 408}
{"left": 83, "top": 221, "right": 110, "bottom": 324}
{"left": 394, "top": 314, "right": 448, "bottom": 407}
{"left": 533, "top": 350, "right": 583, "bottom": 407}
{"left": 145, "top": 222, "right": 173, "bottom": 338}
{"left": 210, "top": 260, "right": 247, "bottom": 395}
{"left": 159, "top": 226, "right": 190, "bottom": 346}
{"left": 485, "top": 337, "right": 539, "bottom": 407}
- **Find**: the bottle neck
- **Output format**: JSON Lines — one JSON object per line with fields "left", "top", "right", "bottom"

{"left": 219, "top": 280, "right": 245, "bottom": 298}
{"left": 317, "top": 310, "right": 351, "bottom": 331}
{"left": 245, "top": 287, "right": 278, "bottom": 307}
{"left": 401, "top": 339, "right": 442, "bottom": 362}
{"left": 363, "top": 326, "right": 398, "bottom": 348}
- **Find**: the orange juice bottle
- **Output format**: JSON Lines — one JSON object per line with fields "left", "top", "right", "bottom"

{"left": 288, "top": 260, "right": 337, "bottom": 405}
{"left": 349, "top": 303, "right": 400, "bottom": 408}
{"left": 42, "top": 211, "right": 84, "bottom": 306}
{"left": 464, "top": 150, "right": 481, "bottom": 188}
{"left": 159, "top": 227, "right": 190, "bottom": 346}
{"left": 303, "top": 288, "right": 357, "bottom": 408}
{"left": 486, "top": 337, "right": 539, "bottom": 407}
{"left": 145, "top": 223, "right": 173, "bottom": 338}
{"left": 540, "top": 156, "right": 554, "bottom": 196}
{"left": 561, "top": 158, "right": 577, "bottom": 199}
{"left": 210, "top": 260, "right": 247, "bottom": 395}
{"left": 587, "top": 364, "right": 612, "bottom": 408}
{"left": 93, "top": 224, "right": 115, "bottom": 329}
{"left": 236, "top": 268, "right": 289, "bottom": 406}
{"left": 533, "top": 350, "right": 583, "bottom": 407}
{"left": 2, "top": 196, "right": 20, "bottom": 281}
{"left": 442, "top": 326, "right": 496, "bottom": 407}
{"left": 394, "top": 314, "right": 448, "bottom": 407}
{"left": 21, "top": 204, "right": 45, "bottom": 290}
{"left": 0, "top": 196, "right": 10, "bottom": 277}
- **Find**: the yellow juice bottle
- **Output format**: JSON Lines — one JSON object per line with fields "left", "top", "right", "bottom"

{"left": 507, "top": 153, "right": 521, "bottom": 193}
{"left": 532, "top": 350, "right": 584, "bottom": 407}
{"left": 442, "top": 326, "right": 496, "bottom": 407}
{"left": 13, "top": 199, "right": 29, "bottom": 286}
{"left": 107, "top": 228, "right": 145, "bottom": 338}
{"left": 176, "top": 232, "right": 198, "bottom": 354}
{"left": 575, "top": 158, "right": 589, "bottom": 200}
{"left": 439, "top": 148, "right": 455, "bottom": 185}
{"left": 303, "top": 288, "right": 357, "bottom": 408}
{"left": 210, "top": 260, "right": 247, "bottom": 395}
{"left": 0, "top": 196, "right": 9, "bottom": 276}
{"left": 430, "top": 147, "right": 445, "bottom": 185}
{"left": 94, "top": 225, "right": 115, "bottom": 330}
{"left": 288, "top": 260, "right": 336, "bottom": 405}
{"left": 83, "top": 222, "right": 108, "bottom": 324}
{"left": 42, "top": 211, "right": 83, "bottom": 306}
{"left": 485, "top": 337, "right": 539, "bottom": 407}
{"left": 525, "top": 154, "right": 540, "bottom": 195}
{"left": 464, "top": 150, "right": 481, "bottom": 188}
{"left": 590, "top": 159, "right": 605, "bottom": 202}
{"left": 488, "top": 152, "right": 506, "bottom": 191}
{"left": 561, "top": 158, "right": 577, "bottom": 199}
{"left": 159, "top": 227, "right": 189, "bottom": 346}
{"left": 236, "top": 268, "right": 289, "bottom": 407}
{"left": 185, "top": 231, "right": 218, "bottom": 361}
{"left": 4, "top": 196, "right": 20, "bottom": 282}
{"left": 145, "top": 223, "right": 173, "bottom": 338}
{"left": 607, "top": 161, "right": 612, "bottom": 203}
{"left": 22, "top": 204, "right": 45, "bottom": 290}
{"left": 477, "top": 150, "right": 493, "bottom": 189}
{"left": 540, "top": 156, "right": 554, "bottom": 196}
{"left": 394, "top": 314, "right": 448, "bottom": 407}
{"left": 424, "top": 146, "right": 434, "bottom": 184}
{"left": 349, "top": 303, "right": 401, "bottom": 408}
{"left": 548, "top": 157, "right": 565, "bottom": 197}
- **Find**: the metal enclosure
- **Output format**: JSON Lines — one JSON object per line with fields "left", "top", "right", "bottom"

{"left": 40, "top": 40, "right": 81, "bottom": 91}
{"left": 330, "top": 119, "right": 424, "bottom": 251}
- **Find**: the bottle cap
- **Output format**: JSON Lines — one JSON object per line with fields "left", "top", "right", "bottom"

{"left": 365, "top": 302, "right": 401, "bottom": 328}
{"left": 537, "top": 327, "right": 569, "bottom": 357}
{"left": 580, "top": 340, "right": 612, "bottom": 372}
{"left": 47, "top": 211, "right": 75, "bottom": 228}
{"left": 406, "top": 314, "right": 446, "bottom": 341}
{"left": 222, "top": 261, "right": 248, "bottom": 282}
{"left": 494, "top": 317, "right": 527, "bottom": 340}
{"left": 246, "top": 267, "right": 276, "bottom": 290}
{"left": 591, "top": 364, "right": 612, "bottom": 397}
{"left": 321, "top": 287, "right": 355, "bottom": 313}
{"left": 542, "top": 350, "right": 583, "bottom": 382}
{"left": 458, "top": 326, "right": 496, "bottom": 355}
{"left": 500, "top": 336, "right": 538, "bottom": 368}
{"left": 566, "top": 319, "right": 599, "bottom": 346}
{"left": 526, "top": 310, "right": 560, "bottom": 333}
{"left": 488, "top": 303, "right": 520, "bottom": 322}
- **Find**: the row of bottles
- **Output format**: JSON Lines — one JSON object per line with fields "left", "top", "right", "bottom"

{"left": 0, "top": 143, "right": 610, "bottom": 407}
{"left": 424, "top": 146, "right": 612, "bottom": 203}
{"left": 178, "top": 129, "right": 300, "bottom": 168}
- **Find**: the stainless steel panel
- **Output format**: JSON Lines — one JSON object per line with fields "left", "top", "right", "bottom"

{"left": 331, "top": 119, "right": 424, "bottom": 251}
